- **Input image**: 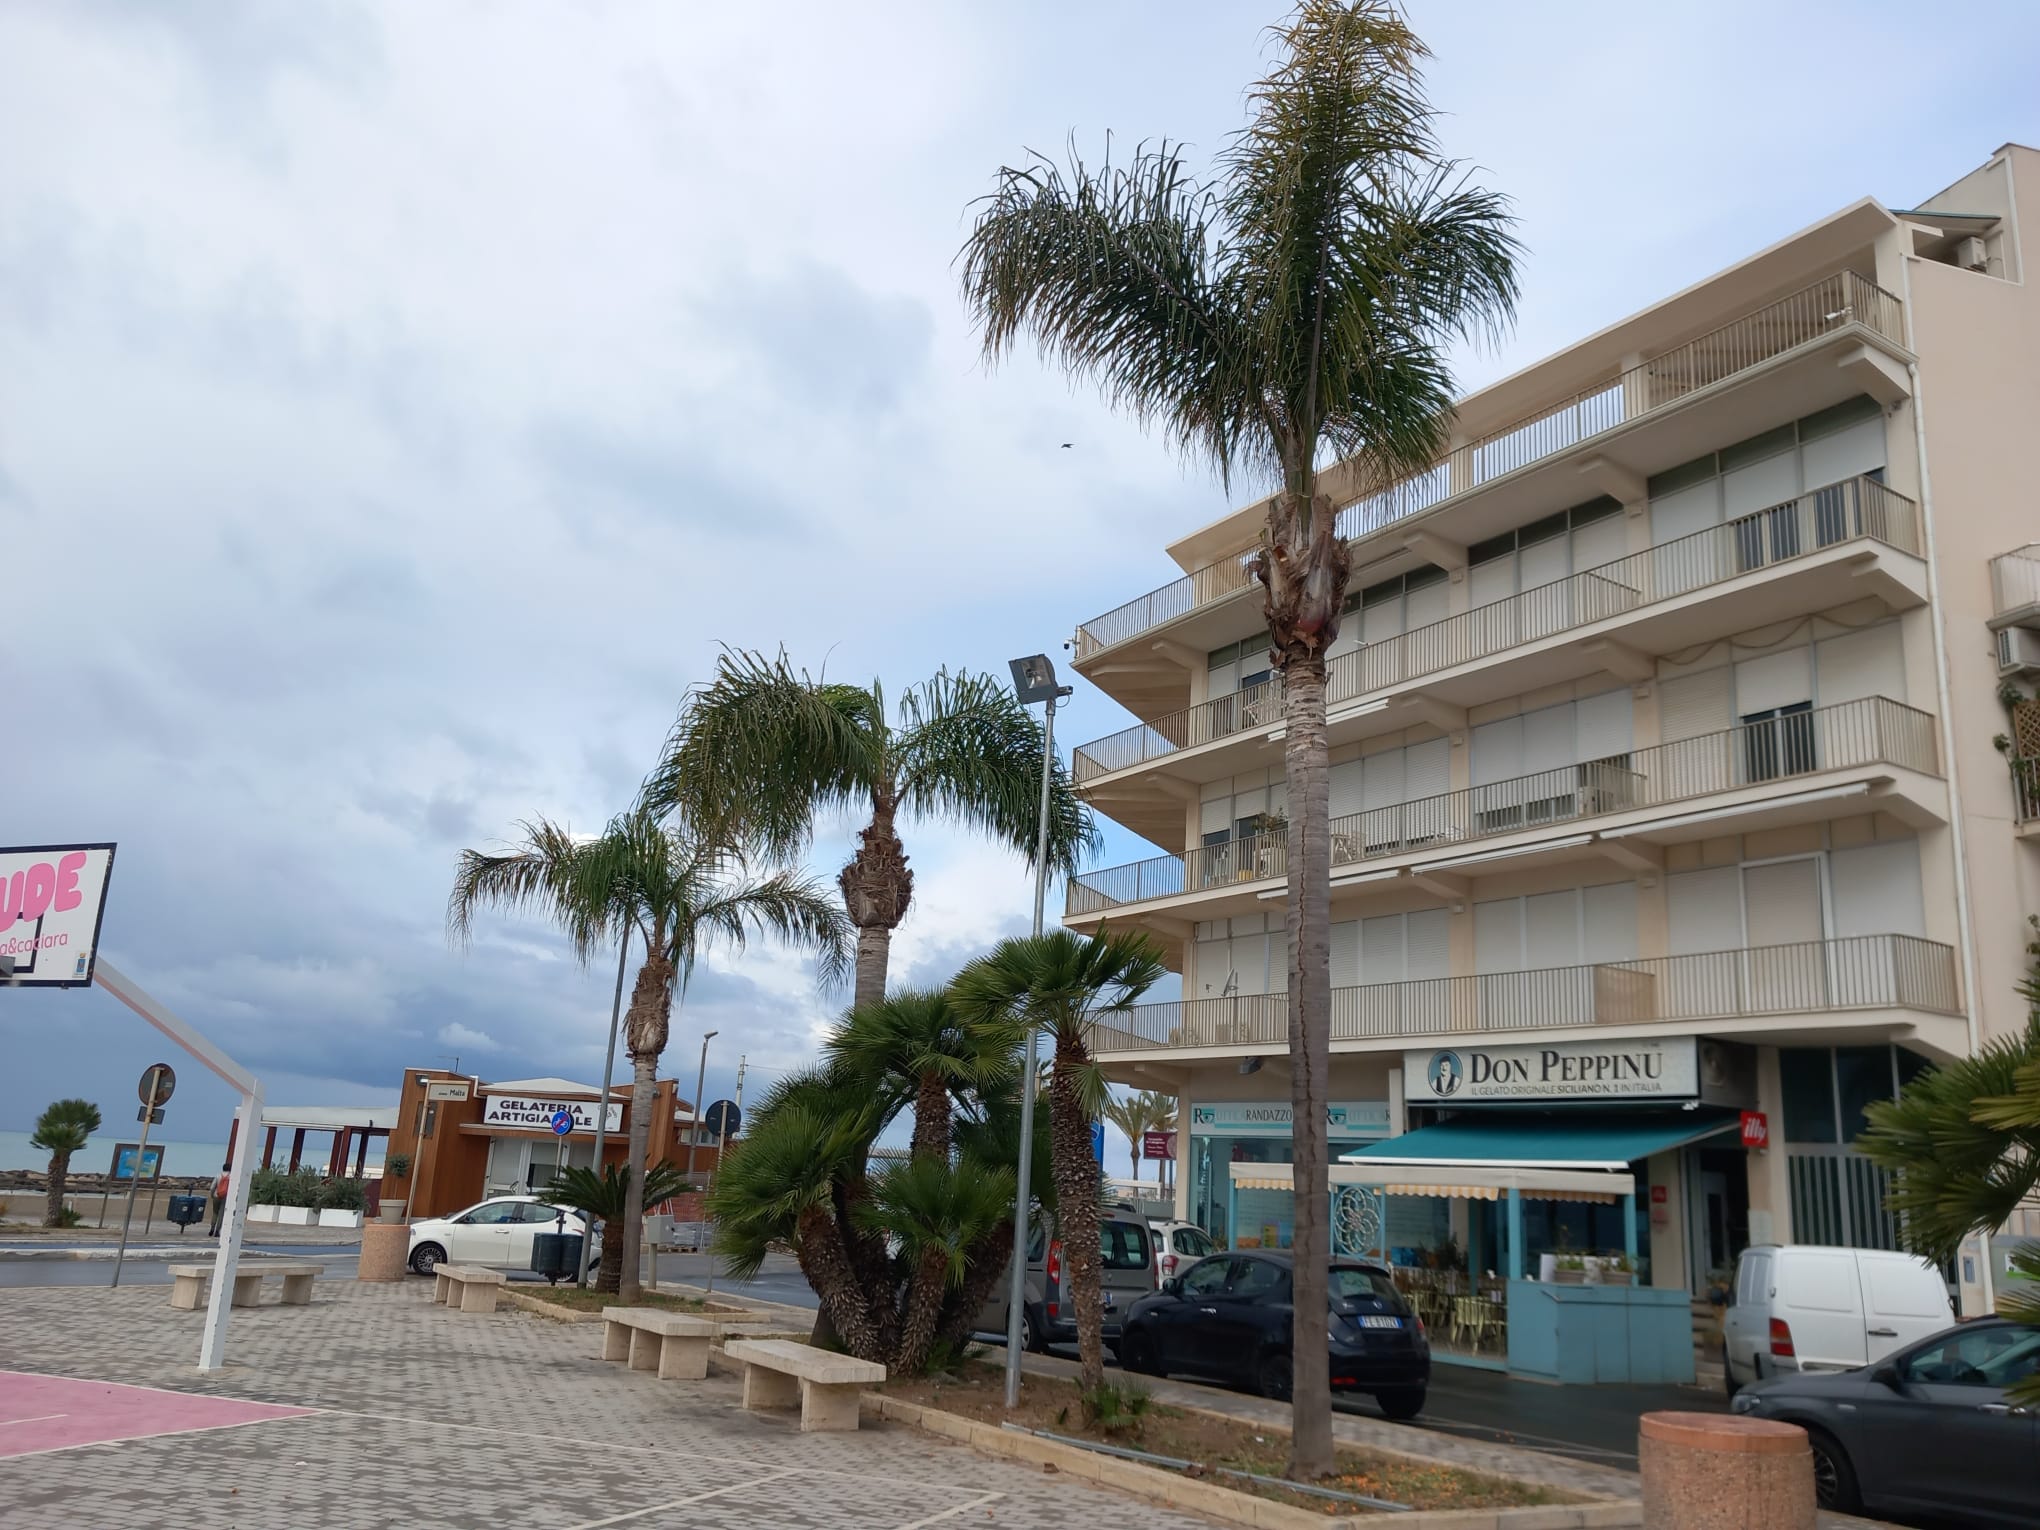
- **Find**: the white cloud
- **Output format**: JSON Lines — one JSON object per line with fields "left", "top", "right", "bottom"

{"left": 438, "top": 1022, "right": 497, "bottom": 1054}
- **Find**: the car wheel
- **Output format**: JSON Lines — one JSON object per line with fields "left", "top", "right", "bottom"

{"left": 1804, "top": 1428, "right": 1861, "bottom": 1514}
{"left": 1721, "top": 1344, "right": 1740, "bottom": 1401}
{"left": 1121, "top": 1330, "right": 1160, "bottom": 1376}
{"left": 409, "top": 1241, "right": 446, "bottom": 1276}
{"left": 1020, "top": 1307, "right": 1049, "bottom": 1355}
{"left": 1255, "top": 1349, "right": 1292, "bottom": 1402}
{"left": 1376, "top": 1386, "right": 1426, "bottom": 1421}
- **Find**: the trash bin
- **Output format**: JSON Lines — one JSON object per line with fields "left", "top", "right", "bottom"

{"left": 166, "top": 1195, "right": 206, "bottom": 1232}
{"left": 530, "top": 1231, "right": 584, "bottom": 1285}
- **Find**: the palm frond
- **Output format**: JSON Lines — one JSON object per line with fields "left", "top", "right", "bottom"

{"left": 854, "top": 1156, "right": 1018, "bottom": 1290}
{"left": 951, "top": 928, "right": 1166, "bottom": 1046}
{"left": 447, "top": 815, "right": 608, "bottom": 952}
{"left": 668, "top": 860, "right": 855, "bottom": 994}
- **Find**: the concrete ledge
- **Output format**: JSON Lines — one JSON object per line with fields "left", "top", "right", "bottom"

{"left": 859, "top": 1393, "right": 1641, "bottom": 1530}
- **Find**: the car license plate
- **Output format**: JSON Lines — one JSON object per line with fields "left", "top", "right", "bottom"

{"left": 1102, "top": 1294, "right": 1115, "bottom": 1310}
{"left": 1359, "top": 1315, "right": 1401, "bottom": 1330}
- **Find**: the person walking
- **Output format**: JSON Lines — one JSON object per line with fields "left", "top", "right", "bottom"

{"left": 208, "top": 1163, "right": 230, "bottom": 1236}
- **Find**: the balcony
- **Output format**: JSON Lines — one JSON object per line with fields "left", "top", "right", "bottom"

{"left": 1075, "top": 271, "right": 1907, "bottom": 662}
{"left": 1991, "top": 544, "right": 2040, "bottom": 625}
{"left": 2013, "top": 757, "right": 2040, "bottom": 828}
{"left": 1067, "top": 696, "right": 1938, "bottom": 919}
{"left": 1086, "top": 933, "right": 1961, "bottom": 1059}
{"left": 1073, "top": 476, "right": 1920, "bottom": 788}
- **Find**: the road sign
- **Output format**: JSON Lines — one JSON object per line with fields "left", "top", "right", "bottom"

{"left": 136, "top": 1106, "right": 164, "bottom": 1125}
{"left": 549, "top": 1108, "right": 574, "bottom": 1137}
{"left": 0, "top": 843, "right": 117, "bottom": 988}
{"left": 138, "top": 1063, "right": 177, "bottom": 1107}
{"left": 111, "top": 1143, "right": 164, "bottom": 1179}
{"left": 1141, "top": 1129, "right": 1175, "bottom": 1161}
{"left": 703, "top": 1100, "right": 741, "bottom": 1139}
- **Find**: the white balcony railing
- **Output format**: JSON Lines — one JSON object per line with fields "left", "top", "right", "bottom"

{"left": 1086, "top": 933, "right": 1960, "bottom": 1055}
{"left": 1991, "top": 544, "right": 2040, "bottom": 618}
{"left": 1075, "top": 271, "right": 1907, "bottom": 659}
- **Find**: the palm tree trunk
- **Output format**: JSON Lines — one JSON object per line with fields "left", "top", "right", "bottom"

{"left": 597, "top": 1227, "right": 626, "bottom": 1292}
{"left": 44, "top": 1151, "right": 70, "bottom": 1228}
{"left": 616, "top": 951, "right": 676, "bottom": 1306}
{"left": 895, "top": 1246, "right": 951, "bottom": 1375}
{"left": 936, "top": 1231, "right": 1021, "bottom": 1353}
{"left": 1049, "top": 1031, "right": 1106, "bottom": 1391}
{"left": 795, "top": 1203, "right": 887, "bottom": 1361}
{"left": 911, "top": 1070, "right": 950, "bottom": 1161}
{"left": 840, "top": 798, "right": 912, "bottom": 1011}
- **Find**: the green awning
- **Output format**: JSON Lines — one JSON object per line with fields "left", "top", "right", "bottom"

{"left": 1340, "top": 1112, "right": 1739, "bottom": 1171}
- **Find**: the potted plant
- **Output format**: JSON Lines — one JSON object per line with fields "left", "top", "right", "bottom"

{"left": 247, "top": 1166, "right": 285, "bottom": 1224}
{"left": 378, "top": 1152, "right": 411, "bottom": 1223}
{"left": 316, "top": 1176, "right": 366, "bottom": 1229}
{"left": 1552, "top": 1253, "right": 1587, "bottom": 1285}
{"left": 1601, "top": 1252, "right": 1635, "bottom": 1287}
{"left": 277, "top": 1169, "right": 321, "bottom": 1225}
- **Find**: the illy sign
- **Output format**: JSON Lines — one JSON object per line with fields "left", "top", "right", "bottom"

{"left": 1405, "top": 1038, "right": 1698, "bottom": 1103}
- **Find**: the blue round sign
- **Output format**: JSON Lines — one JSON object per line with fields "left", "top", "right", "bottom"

{"left": 549, "top": 1108, "right": 575, "bottom": 1137}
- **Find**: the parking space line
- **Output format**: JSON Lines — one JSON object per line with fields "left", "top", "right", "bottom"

{"left": 562, "top": 1470, "right": 802, "bottom": 1530}
{"left": 893, "top": 1489, "right": 1004, "bottom": 1529}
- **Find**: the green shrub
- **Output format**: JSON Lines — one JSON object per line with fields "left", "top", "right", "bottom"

{"left": 250, "top": 1166, "right": 289, "bottom": 1205}
{"left": 318, "top": 1177, "right": 367, "bottom": 1212}
{"left": 383, "top": 1152, "right": 411, "bottom": 1180}
{"left": 280, "top": 1169, "right": 324, "bottom": 1208}
{"left": 1078, "top": 1381, "right": 1152, "bottom": 1433}
{"left": 53, "top": 1206, "right": 84, "bottom": 1228}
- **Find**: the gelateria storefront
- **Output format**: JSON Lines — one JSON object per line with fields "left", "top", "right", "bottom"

{"left": 1186, "top": 1099, "right": 1390, "bottom": 1250}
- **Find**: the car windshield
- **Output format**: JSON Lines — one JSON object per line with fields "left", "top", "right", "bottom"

{"left": 1173, "top": 1227, "right": 1214, "bottom": 1258}
{"left": 1328, "top": 1267, "right": 1403, "bottom": 1306}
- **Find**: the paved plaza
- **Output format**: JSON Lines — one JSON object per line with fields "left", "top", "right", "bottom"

{"left": 0, "top": 1279, "right": 1216, "bottom": 1530}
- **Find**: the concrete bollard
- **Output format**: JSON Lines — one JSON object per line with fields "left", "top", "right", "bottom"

{"left": 1639, "top": 1411, "right": 1814, "bottom": 1530}
{"left": 356, "top": 1222, "right": 410, "bottom": 1283}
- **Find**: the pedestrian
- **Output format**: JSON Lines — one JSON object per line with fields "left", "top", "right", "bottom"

{"left": 209, "top": 1162, "right": 230, "bottom": 1236}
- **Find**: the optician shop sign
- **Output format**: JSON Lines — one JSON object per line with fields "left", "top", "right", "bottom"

{"left": 1403, "top": 1037, "right": 1698, "bottom": 1103}
{"left": 1188, "top": 1100, "right": 1390, "bottom": 1139}
{"left": 481, "top": 1095, "right": 622, "bottom": 1133}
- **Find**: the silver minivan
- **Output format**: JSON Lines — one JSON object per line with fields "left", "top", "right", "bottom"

{"left": 976, "top": 1202, "right": 1157, "bottom": 1354}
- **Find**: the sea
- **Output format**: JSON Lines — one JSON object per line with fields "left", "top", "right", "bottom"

{"left": 0, "top": 1131, "right": 232, "bottom": 1178}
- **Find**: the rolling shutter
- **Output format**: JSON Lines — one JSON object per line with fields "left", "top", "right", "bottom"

{"left": 1735, "top": 647, "right": 1813, "bottom": 717}
{"left": 1830, "top": 840, "right": 1925, "bottom": 939}
{"left": 1576, "top": 688, "right": 1634, "bottom": 760}
{"left": 1582, "top": 881, "right": 1639, "bottom": 962}
{"left": 1329, "top": 759, "right": 1365, "bottom": 819}
{"left": 1659, "top": 667, "right": 1733, "bottom": 743}
{"left": 1815, "top": 623, "right": 1904, "bottom": 707}
{"left": 1404, "top": 909, "right": 1450, "bottom": 979}
{"left": 1329, "top": 919, "right": 1361, "bottom": 989}
{"left": 1666, "top": 867, "right": 1743, "bottom": 955}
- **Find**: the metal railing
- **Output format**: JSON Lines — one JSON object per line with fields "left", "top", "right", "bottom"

{"left": 1066, "top": 695, "right": 1935, "bottom": 916}
{"left": 1991, "top": 544, "right": 2040, "bottom": 617}
{"left": 1084, "top": 933, "right": 1960, "bottom": 1054}
{"left": 1074, "top": 271, "right": 1907, "bottom": 658}
{"left": 1073, "top": 474, "right": 1921, "bottom": 783}
{"left": 2012, "top": 757, "right": 2040, "bottom": 825}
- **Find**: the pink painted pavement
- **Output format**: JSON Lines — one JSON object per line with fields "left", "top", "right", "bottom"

{"left": 0, "top": 1370, "right": 313, "bottom": 1459}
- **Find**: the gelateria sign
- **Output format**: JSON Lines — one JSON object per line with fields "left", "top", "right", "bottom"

{"left": 1404, "top": 1037, "right": 1698, "bottom": 1103}
{"left": 481, "top": 1095, "right": 622, "bottom": 1133}
{"left": 1189, "top": 1100, "right": 1390, "bottom": 1138}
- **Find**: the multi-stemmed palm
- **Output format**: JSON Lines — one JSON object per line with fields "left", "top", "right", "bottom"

{"left": 31, "top": 1097, "right": 101, "bottom": 1228}
{"left": 450, "top": 801, "right": 849, "bottom": 1299}
{"left": 959, "top": 0, "right": 1518, "bottom": 1470}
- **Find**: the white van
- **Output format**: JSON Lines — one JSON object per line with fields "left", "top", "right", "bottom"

{"left": 1722, "top": 1244, "right": 1953, "bottom": 1392}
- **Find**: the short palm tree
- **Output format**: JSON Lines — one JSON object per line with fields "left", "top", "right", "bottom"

{"left": 451, "top": 801, "right": 850, "bottom": 1301}
{"left": 825, "top": 988, "right": 1017, "bottom": 1162}
{"left": 655, "top": 651, "right": 1097, "bottom": 1010}
{"left": 30, "top": 1098, "right": 101, "bottom": 1227}
{"left": 960, "top": 0, "right": 1518, "bottom": 1472}
{"left": 1102, "top": 1089, "right": 1177, "bottom": 1181}
{"left": 543, "top": 1161, "right": 690, "bottom": 1293}
{"left": 953, "top": 929, "right": 1165, "bottom": 1390}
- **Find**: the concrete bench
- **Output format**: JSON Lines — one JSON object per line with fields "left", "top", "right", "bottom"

{"left": 168, "top": 1261, "right": 321, "bottom": 1311}
{"left": 432, "top": 1264, "right": 509, "bottom": 1313}
{"left": 601, "top": 1308, "right": 717, "bottom": 1381}
{"left": 725, "top": 1338, "right": 885, "bottom": 1432}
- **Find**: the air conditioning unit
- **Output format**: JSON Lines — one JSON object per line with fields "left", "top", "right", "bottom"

{"left": 1957, "top": 235, "right": 1989, "bottom": 273}
{"left": 1998, "top": 626, "right": 2040, "bottom": 676}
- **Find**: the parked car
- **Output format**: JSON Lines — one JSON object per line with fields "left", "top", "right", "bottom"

{"left": 407, "top": 1195, "right": 597, "bottom": 1275}
{"left": 1119, "top": 1251, "right": 1430, "bottom": 1419}
{"left": 1721, "top": 1244, "right": 1953, "bottom": 1393}
{"left": 1732, "top": 1316, "right": 2039, "bottom": 1522}
{"left": 975, "top": 1202, "right": 1156, "bottom": 1354}
{"left": 1150, "top": 1220, "right": 1216, "bottom": 1283}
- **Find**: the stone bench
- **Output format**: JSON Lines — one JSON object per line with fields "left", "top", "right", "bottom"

{"left": 601, "top": 1308, "right": 717, "bottom": 1381}
{"left": 168, "top": 1261, "right": 321, "bottom": 1311}
{"left": 432, "top": 1264, "right": 509, "bottom": 1313}
{"left": 725, "top": 1338, "right": 885, "bottom": 1433}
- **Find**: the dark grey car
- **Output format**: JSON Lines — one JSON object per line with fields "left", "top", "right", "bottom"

{"left": 1731, "top": 1317, "right": 2039, "bottom": 1524}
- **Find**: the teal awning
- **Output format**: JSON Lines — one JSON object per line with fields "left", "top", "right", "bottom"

{"left": 1340, "top": 1112, "right": 1738, "bottom": 1172}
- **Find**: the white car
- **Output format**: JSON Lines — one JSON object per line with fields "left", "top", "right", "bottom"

{"left": 407, "top": 1195, "right": 598, "bottom": 1276}
{"left": 1150, "top": 1219, "right": 1216, "bottom": 1283}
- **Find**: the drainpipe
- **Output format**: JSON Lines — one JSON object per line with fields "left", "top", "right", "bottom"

{"left": 1898, "top": 254, "right": 1993, "bottom": 1314}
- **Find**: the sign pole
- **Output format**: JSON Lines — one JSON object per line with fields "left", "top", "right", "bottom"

{"left": 109, "top": 1066, "right": 162, "bottom": 1289}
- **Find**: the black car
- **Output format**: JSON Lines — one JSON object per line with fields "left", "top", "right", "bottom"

{"left": 1118, "top": 1251, "right": 1430, "bottom": 1419}
{"left": 1731, "top": 1316, "right": 2040, "bottom": 1525}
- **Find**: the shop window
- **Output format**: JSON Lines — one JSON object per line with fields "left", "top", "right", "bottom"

{"left": 1835, "top": 1046, "right": 1899, "bottom": 1141}
{"left": 1779, "top": 1048, "right": 1840, "bottom": 1143}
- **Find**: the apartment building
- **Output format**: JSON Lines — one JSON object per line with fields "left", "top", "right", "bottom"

{"left": 1064, "top": 144, "right": 2040, "bottom": 1331}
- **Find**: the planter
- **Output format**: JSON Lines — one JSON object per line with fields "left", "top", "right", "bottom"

{"left": 1601, "top": 1272, "right": 1635, "bottom": 1287}
{"left": 277, "top": 1205, "right": 316, "bottom": 1226}
{"left": 247, "top": 1203, "right": 281, "bottom": 1224}
{"left": 378, "top": 1199, "right": 407, "bottom": 1224}
{"left": 317, "top": 1208, "right": 363, "bottom": 1229}
{"left": 1553, "top": 1267, "right": 1586, "bottom": 1285}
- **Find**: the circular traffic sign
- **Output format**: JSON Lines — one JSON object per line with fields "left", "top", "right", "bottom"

{"left": 549, "top": 1108, "right": 575, "bottom": 1137}
{"left": 138, "top": 1063, "right": 177, "bottom": 1108}
{"left": 703, "top": 1099, "right": 741, "bottom": 1139}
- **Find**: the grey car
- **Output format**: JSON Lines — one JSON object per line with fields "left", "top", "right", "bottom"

{"left": 1731, "top": 1316, "right": 2039, "bottom": 1524}
{"left": 975, "top": 1205, "right": 1156, "bottom": 1355}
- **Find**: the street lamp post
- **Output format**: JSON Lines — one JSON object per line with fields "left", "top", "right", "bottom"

{"left": 685, "top": 1031, "right": 718, "bottom": 1186}
{"left": 1004, "top": 652, "right": 1073, "bottom": 1409}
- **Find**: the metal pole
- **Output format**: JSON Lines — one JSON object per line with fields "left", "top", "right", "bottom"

{"left": 687, "top": 1035, "right": 712, "bottom": 1185}
{"left": 1005, "top": 687, "right": 1064, "bottom": 1409}
{"left": 201, "top": 1084, "right": 262, "bottom": 1370}
{"left": 577, "top": 929, "right": 631, "bottom": 1288}
{"left": 110, "top": 1067, "right": 162, "bottom": 1289}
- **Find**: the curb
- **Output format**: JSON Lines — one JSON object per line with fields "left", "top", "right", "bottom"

{"left": 860, "top": 1393, "right": 1642, "bottom": 1530}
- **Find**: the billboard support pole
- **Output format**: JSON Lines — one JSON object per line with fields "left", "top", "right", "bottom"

{"left": 94, "top": 959, "right": 261, "bottom": 1372}
{"left": 109, "top": 1065, "right": 163, "bottom": 1288}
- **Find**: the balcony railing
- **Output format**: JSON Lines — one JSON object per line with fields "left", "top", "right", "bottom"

{"left": 2013, "top": 757, "right": 2040, "bottom": 825}
{"left": 1074, "top": 271, "right": 1907, "bottom": 658}
{"left": 1992, "top": 544, "right": 2040, "bottom": 617}
{"left": 1067, "top": 695, "right": 1936, "bottom": 915}
{"left": 1072, "top": 474, "right": 1918, "bottom": 782}
{"left": 1085, "top": 933, "right": 1960, "bottom": 1054}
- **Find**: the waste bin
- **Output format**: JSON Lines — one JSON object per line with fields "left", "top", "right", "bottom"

{"left": 530, "top": 1232, "right": 584, "bottom": 1285}
{"left": 166, "top": 1194, "right": 206, "bottom": 1232}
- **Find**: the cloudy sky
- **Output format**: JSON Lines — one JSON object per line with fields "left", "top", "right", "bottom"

{"left": 3, "top": 2, "right": 2034, "bottom": 1162}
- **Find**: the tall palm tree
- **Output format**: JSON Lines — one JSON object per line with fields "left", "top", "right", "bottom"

{"left": 959, "top": 0, "right": 1517, "bottom": 1471}
{"left": 450, "top": 802, "right": 850, "bottom": 1301}
{"left": 30, "top": 1098, "right": 100, "bottom": 1227}
{"left": 953, "top": 929, "right": 1165, "bottom": 1390}
{"left": 1102, "top": 1089, "right": 1177, "bottom": 1181}
{"left": 655, "top": 650, "right": 1097, "bottom": 1011}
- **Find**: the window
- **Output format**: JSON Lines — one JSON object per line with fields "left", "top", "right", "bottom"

{"left": 1736, "top": 1251, "right": 1771, "bottom": 1307}
{"left": 1328, "top": 1267, "right": 1402, "bottom": 1304}
{"left": 1180, "top": 1257, "right": 1231, "bottom": 1296}
{"left": 1741, "top": 701, "right": 1816, "bottom": 782}
{"left": 1100, "top": 1221, "right": 1152, "bottom": 1271}
{"left": 1228, "top": 1258, "right": 1288, "bottom": 1298}
{"left": 1172, "top": 1227, "right": 1214, "bottom": 1259}
{"left": 517, "top": 1203, "right": 565, "bottom": 1224}
{"left": 460, "top": 1202, "right": 519, "bottom": 1225}
{"left": 1901, "top": 1326, "right": 2040, "bottom": 1388}
{"left": 1648, "top": 396, "right": 1886, "bottom": 549}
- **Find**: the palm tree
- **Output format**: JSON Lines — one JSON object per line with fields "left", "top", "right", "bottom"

{"left": 825, "top": 988, "right": 1015, "bottom": 1162}
{"left": 959, "top": 0, "right": 1518, "bottom": 1472}
{"left": 1102, "top": 1089, "right": 1177, "bottom": 1181}
{"left": 450, "top": 801, "right": 850, "bottom": 1302}
{"left": 30, "top": 1098, "right": 101, "bottom": 1227}
{"left": 953, "top": 929, "right": 1165, "bottom": 1390}
{"left": 543, "top": 1161, "right": 690, "bottom": 1292}
{"left": 655, "top": 651, "right": 1097, "bottom": 1011}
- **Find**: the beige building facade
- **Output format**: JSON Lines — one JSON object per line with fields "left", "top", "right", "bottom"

{"left": 1066, "top": 144, "right": 2040, "bottom": 1324}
